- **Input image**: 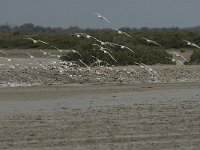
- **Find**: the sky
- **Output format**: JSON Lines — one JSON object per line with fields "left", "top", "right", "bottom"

{"left": 0, "top": 0, "right": 200, "bottom": 29}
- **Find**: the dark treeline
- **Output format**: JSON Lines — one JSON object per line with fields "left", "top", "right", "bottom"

{"left": 1, "top": 23, "right": 200, "bottom": 33}
{"left": 0, "top": 23, "right": 200, "bottom": 65}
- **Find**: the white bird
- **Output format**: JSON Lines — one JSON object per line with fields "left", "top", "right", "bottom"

{"left": 40, "top": 50, "right": 61, "bottom": 58}
{"left": 165, "top": 57, "right": 176, "bottom": 62}
{"left": 73, "top": 34, "right": 113, "bottom": 48}
{"left": 112, "top": 28, "right": 132, "bottom": 38}
{"left": 90, "top": 55, "right": 109, "bottom": 67}
{"left": 121, "top": 68, "right": 137, "bottom": 74}
{"left": 73, "top": 34, "right": 112, "bottom": 47}
{"left": 93, "top": 44, "right": 112, "bottom": 52}
{"left": 135, "top": 62, "right": 155, "bottom": 77}
{"left": 26, "top": 52, "right": 42, "bottom": 63}
{"left": 141, "top": 37, "right": 162, "bottom": 46}
{"left": 183, "top": 40, "right": 200, "bottom": 49}
{"left": 73, "top": 33, "right": 92, "bottom": 39}
{"left": 79, "top": 59, "right": 90, "bottom": 70}
{"left": 94, "top": 12, "right": 111, "bottom": 23}
{"left": 98, "top": 49, "right": 118, "bottom": 63}
{"left": 0, "top": 57, "right": 11, "bottom": 62}
{"left": 0, "top": 50, "right": 7, "bottom": 55}
{"left": 51, "top": 46, "right": 82, "bottom": 58}
{"left": 140, "top": 63, "right": 160, "bottom": 78}
{"left": 69, "top": 49, "right": 82, "bottom": 58}
{"left": 108, "top": 42, "right": 134, "bottom": 53}
{"left": 50, "top": 46, "right": 63, "bottom": 52}
{"left": 25, "top": 38, "right": 49, "bottom": 45}
{"left": 135, "top": 62, "right": 145, "bottom": 69}
{"left": 83, "top": 35, "right": 112, "bottom": 47}
{"left": 70, "top": 32, "right": 81, "bottom": 38}
{"left": 172, "top": 52, "right": 188, "bottom": 62}
{"left": 40, "top": 50, "right": 48, "bottom": 55}
{"left": 90, "top": 37, "right": 106, "bottom": 45}
{"left": 14, "top": 58, "right": 24, "bottom": 62}
{"left": 26, "top": 52, "right": 34, "bottom": 58}
{"left": 96, "top": 39, "right": 108, "bottom": 46}
{"left": 90, "top": 55, "right": 101, "bottom": 67}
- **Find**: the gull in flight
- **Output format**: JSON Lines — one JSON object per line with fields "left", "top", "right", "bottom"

{"left": 26, "top": 52, "right": 35, "bottom": 58}
{"left": 108, "top": 42, "right": 134, "bottom": 53}
{"left": 135, "top": 62, "right": 159, "bottom": 78}
{"left": 94, "top": 39, "right": 108, "bottom": 46}
{"left": 165, "top": 57, "right": 176, "bottom": 62}
{"left": 182, "top": 40, "right": 200, "bottom": 49}
{"left": 73, "top": 33, "right": 111, "bottom": 46}
{"left": 68, "top": 49, "right": 82, "bottom": 58}
{"left": 112, "top": 28, "right": 132, "bottom": 38}
{"left": 39, "top": 50, "right": 61, "bottom": 58}
{"left": 94, "top": 12, "right": 111, "bottom": 23}
{"left": 0, "top": 57, "right": 11, "bottom": 62}
{"left": 90, "top": 55, "right": 109, "bottom": 67}
{"left": 79, "top": 59, "right": 90, "bottom": 70}
{"left": 140, "top": 63, "right": 160, "bottom": 78}
{"left": 40, "top": 50, "right": 48, "bottom": 55}
{"left": 51, "top": 46, "right": 82, "bottom": 58}
{"left": 25, "top": 38, "right": 49, "bottom": 45}
{"left": 93, "top": 44, "right": 112, "bottom": 52}
{"left": 26, "top": 52, "right": 42, "bottom": 63}
{"left": 91, "top": 38, "right": 115, "bottom": 47}
{"left": 0, "top": 50, "right": 7, "bottom": 55}
{"left": 0, "top": 50, "right": 23, "bottom": 62}
{"left": 171, "top": 52, "right": 188, "bottom": 62}
{"left": 73, "top": 33, "right": 93, "bottom": 39}
{"left": 51, "top": 45, "right": 74, "bottom": 53}
{"left": 135, "top": 62, "right": 147, "bottom": 70}
{"left": 50, "top": 46, "right": 64, "bottom": 52}
{"left": 98, "top": 49, "right": 117, "bottom": 63}
{"left": 141, "top": 37, "right": 162, "bottom": 46}
{"left": 74, "top": 33, "right": 111, "bottom": 46}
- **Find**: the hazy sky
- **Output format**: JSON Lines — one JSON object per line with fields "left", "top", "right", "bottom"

{"left": 0, "top": 0, "right": 200, "bottom": 29}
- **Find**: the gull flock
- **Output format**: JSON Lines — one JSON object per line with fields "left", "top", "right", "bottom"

{"left": 0, "top": 12, "right": 200, "bottom": 87}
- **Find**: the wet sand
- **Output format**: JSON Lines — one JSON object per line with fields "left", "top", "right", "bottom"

{"left": 0, "top": 83, "right": 200, "bottom": 150}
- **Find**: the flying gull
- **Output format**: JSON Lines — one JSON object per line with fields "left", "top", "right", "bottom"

{"left": 141, "top": 37, "right": 162, "bottom": 46}
{"left": 94, "top": 12, "right": 111, "bottom": 23}
{"left": 112, "top": 28, "right": 132, "bottom": 38}
{"left": 183, "top": 40, "right": 200, "bottom": 49}
{"left": 25, "top": 38, "right": 49, "bottom": 45}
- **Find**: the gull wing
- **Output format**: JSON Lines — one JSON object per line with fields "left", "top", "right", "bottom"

{"left": 105, "top": 51, "right": 117, "bottom": 63}
{"left": 152, "top": 41, "right": 162, "bottom": 46}
{"left": 37, "top": 40, "right": 48, "bottom": 45}
{"left": 123, "top": 32, "right": 132, "bottom": 38}
{"left": 0, "top": 50, "right": 7, "bottom": 55}
{"left": 94, "top": 12, "right": 101, "bottom": 16}
{"left": 70, "top": 50, "right": 82, "bottom": 58}
{"left": 141, "top": 37, "right": 149, "bottom": 41}
{"left": 192, "top": 43, "right": 200, "bottom": 49}
{"left": 102, "top": 16, "right": 111, "bottom": 23}
{"left": 183, "top": 40, "right": 190, "bottom": 44}
{"left": 179, "top": 55, "right": 188, "bottom": 62}
{"left": 124, "top": 46, "right": 134, "bottom": 53}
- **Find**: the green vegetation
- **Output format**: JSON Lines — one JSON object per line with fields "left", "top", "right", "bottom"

{"left": 0, "top": 23, "right": 200, "bottom": 65}
{"left": 190, "top": 50, "right": 200, "bottom": 64}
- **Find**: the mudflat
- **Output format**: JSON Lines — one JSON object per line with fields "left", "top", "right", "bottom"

{"left": 0, "top": 83, "right": 200, "bottom": 150}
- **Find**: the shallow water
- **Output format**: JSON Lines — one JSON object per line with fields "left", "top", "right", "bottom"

{"left": 0, "top": 87, "right": 199, "bottom": 115}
